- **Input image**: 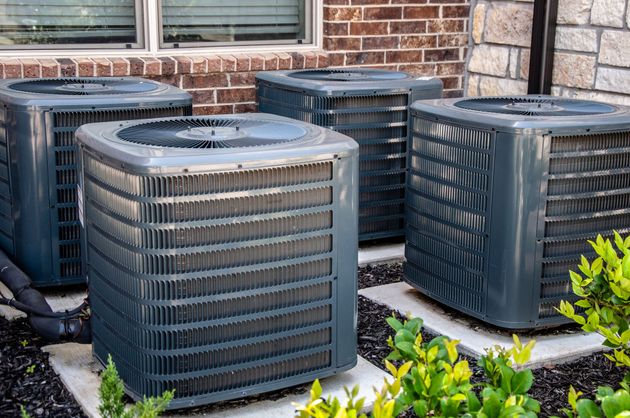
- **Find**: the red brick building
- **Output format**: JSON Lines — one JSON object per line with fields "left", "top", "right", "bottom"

{"left": 0, "top": 0, "right": 469, "bottom": 115}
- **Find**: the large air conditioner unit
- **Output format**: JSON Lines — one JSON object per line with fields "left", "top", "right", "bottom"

{"left": 256, "top": 68, "right": 442, "bottom": 241}
{"left": 0, "top": 77, "right": 192, "bottom": 287}
{"left": 406, "top": 95, "right": 630, "bottom": 329}
{"left": 76, "top": 114, "right": 359, "bottom": 408}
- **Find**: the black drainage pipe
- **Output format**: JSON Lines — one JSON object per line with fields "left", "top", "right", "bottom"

{"left": 0, "top": 249, "right": 91, "bottom": 343}
{"left": 527, "top": 0, "right": 559, "bottom": 94}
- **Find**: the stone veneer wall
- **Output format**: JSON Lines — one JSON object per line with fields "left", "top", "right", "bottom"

{"left": 467, "top": 0, "right": 630, "bottom": 105}
{"left": 0, "top": 0, "right": 470, "bottom": 114}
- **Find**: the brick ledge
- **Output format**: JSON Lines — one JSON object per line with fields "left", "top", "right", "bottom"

{"left": 0, "top": 51, "right": 330, "bottom": 79}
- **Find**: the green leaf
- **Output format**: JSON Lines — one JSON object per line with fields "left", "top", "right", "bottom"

{"left": 481, "top": 391, "right": 501, "bottom": 418}
{"left": 575, "top": 300, "right": 592, "bottom": 309}
{"left": 428, "top": 371, "right": 446, "bottom": 396}
{"left": 499, "top": 365, "right": 515, "bottom": 394}
{"left": 412, "top": 400, "right": 428, "bottom": 417}
{"left": 404, "top": 318, "right": 423, "bottom": 335}
{"left": 623, "top": 254, "right": 630, "bottom": 279}
{"left": 311, "top": 379, "right": 323, "bottom": 400}
{"left": 576, "top": 399, "right": 603, "bottom": 418}
{"left": 386, "top": 316, "right": 404, "bottom": 332}
{"left": 603, "top": 391, "right": 630, "bottom": 417}
{"left": 394, "top": 329, "right": 415, "bottom": 345}
{"left": 467, "top": 391, "right": 481, "bottom": 412}
{"left": 395, "top": 342, "right": 417, "bottom": 360}
{"left": 512, "top": 370, "right": 534, "bottom": 394}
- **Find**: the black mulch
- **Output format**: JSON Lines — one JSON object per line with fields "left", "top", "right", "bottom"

{"left": 357, "top": 294, "right": 627, "bottom": 418}
{"left": 358, "top": 263, "right": 403, "bottom": 290}
{"left": 0, "top": 263, "right": 626, "bottom": 418}
{"left": 0, "top": 316, "right": 86, "bottom": 418}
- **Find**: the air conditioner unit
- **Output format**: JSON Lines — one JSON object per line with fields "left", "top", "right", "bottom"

{"left": 256, "top": 68, "right": 442, "bottom": 241}
{"left": 76, "top": 114, "right": 359, "bottom": 408}
{"left": 0, "top": 77, "right": 192, "bottom": 287}
{"left": 406, "top": 95, "right": 630, "bottom": 329}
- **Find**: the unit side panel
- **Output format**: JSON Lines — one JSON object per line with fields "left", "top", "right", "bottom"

{"left": 47, "top": 105, "right": 191, "bottom": 285}
{"left": 537, "top": 130, "right": 630, "bottom": 323}
{"left": 0, "top": 106, "right": 13, "bottom": 253}
{"left": 257, "top": 82, "right": 412, "bottom": 240}
{"left": 83, "top": 153, "right": 346, "bottom": 407}
{"left": 404, "top": 116, "right": 494, "bottom": 317}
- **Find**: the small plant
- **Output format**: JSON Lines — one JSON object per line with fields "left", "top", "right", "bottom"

{"left": 25, "top": 364, "right": 36, "bottom": 374}
{"left": 293, "top": 379, "right": 368, "bottom": 418}
{"left": 20, "top": 405, "right": 31, "bottom": 418}
{"left": 99, "top": 354, "right": 174, "bottom": 418}
{"left": 554, "top": 385, "right": 630, "bottom": 418}
{"left": 558, "top": 232, "right": 630, "bottom": 368}
{"left": 20, "top": 339, "right": 29, "bottom": 347}
{"left": 294, "top": 315, "right": 538, "bottom": 418}
{"left": 554, "top": 231, "right": 630, "bottom": 417}
{"left": 474, "top": 336, "right": 539, "bottom": 418}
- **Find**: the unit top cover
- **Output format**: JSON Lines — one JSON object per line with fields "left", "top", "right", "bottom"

{"left": 76, "top": 113, "right": 358, "bottom": 173}
{"left": 256, "top": 68, "right": 443, "bottom": 95}
{"left": 0, "top": 77, "right": 191, "bottom": 108}
{"left": 412, "top": 95, "right": 630, "bottom": 133}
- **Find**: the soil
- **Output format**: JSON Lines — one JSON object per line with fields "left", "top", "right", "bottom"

{"left": 0, "top": 263, "right": 625, "bottom": 418}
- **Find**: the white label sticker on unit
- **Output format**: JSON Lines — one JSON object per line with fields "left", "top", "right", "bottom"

{"left": 77, "top": 182, "right": 84, "bottom": 228}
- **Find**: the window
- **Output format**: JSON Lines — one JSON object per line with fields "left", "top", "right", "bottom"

{"left": 0, "top": 0, "right": 314, "bottom": 52}
{"left": 0, "top": 1, "right": 143, "bottom": 49}
{"left": 161, "top": 1, "right": 310, "bottom": 48}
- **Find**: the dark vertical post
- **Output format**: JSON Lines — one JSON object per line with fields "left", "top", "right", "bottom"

{"left": 527, "top": 0, "right": 559, "bottom": 94}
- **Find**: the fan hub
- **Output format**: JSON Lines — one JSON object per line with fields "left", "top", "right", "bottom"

{"left": 175, "top": 126, "right": 247, "bottom": 142}
{"left": 56, "top": 83, "right": 112, "bottom": 93}
{"left": 325, "top": 72, "right": 368, "bottom": 81}
{"left": 503, "top": 101, "right": 563, "bottom": 113}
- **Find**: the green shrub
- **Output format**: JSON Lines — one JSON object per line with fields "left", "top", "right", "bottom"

{"left": 558, "top": 232, "right": 630, "bottom": 368}
{"left": 294, "top": 315, "right": 538, "bottom": 418}
{"left": 554, "top": 385, "right": 630, "bottom": 418}
{"left": 99, "top": 355, "right": 174, "bottom": 418}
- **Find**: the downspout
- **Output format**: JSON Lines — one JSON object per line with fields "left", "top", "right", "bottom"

{"left": 527, "top": 0, "right": 559, "bottom": 94}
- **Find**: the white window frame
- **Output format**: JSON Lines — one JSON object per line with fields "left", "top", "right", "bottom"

{"left": 0, "top": 0, "right": 322, "bottom": 58}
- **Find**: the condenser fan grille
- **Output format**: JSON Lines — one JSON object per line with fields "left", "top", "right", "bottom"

{"left": 289, "top": 69, "right": 409, "bottom": 82}
{"left": 455, "top": 97, "right": 617, "bottom": 116}
{"left": 117, "top": 117, "right": 309, "bottom": 148}
{"left": 9, "top": 78, "right": 159, "bottom": 95}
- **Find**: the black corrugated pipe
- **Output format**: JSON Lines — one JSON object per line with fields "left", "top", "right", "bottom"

{"left": 0, "top": 249, "right": 91, "bottom": 343}
{"left": 527, "top": 0, "right": 559, "bottom": 94}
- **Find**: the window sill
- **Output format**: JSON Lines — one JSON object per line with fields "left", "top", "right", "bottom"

{"left": 0, "top": 50, "right": 329, "bottom": 79}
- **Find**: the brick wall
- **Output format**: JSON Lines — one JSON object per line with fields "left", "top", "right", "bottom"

{"left": 0, "top": 1, "right": 471, "bottom": 112}
{"left": 323, "top": 0, "right": 470, "bottom": 98}
{"left": 467, "top": 0, "right": 630, "bottom": 106}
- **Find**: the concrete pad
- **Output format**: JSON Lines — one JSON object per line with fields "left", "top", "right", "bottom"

{"left": 44, "top": 343, "right": 390, "bottom": 418}
{"left": 358, "top": 243, "right": 405, "bottom": 266}
{"left": 0, "top": 281, "right": 87, "bottom": 320}
{"left": 359, "top": 282, "right": 606, "bottom": 369}
{"left": 43, "top": 343, "right": 102, "bottom": 418}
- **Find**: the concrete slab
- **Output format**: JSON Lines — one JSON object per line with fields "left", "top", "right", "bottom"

{"left": 43, "top": 343, "right": 391, "bottom": 418}
{"left": 358, "top": 243, "right": 405, "bottom": 267}
{"left": 359, "top": 282, "right": 606, "bottom": 369}
{"left": 0, "top": 281, "right": 87, "bottom": 321}
{"left": 43, "top": 343, "right": 101, "bottom": 418}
